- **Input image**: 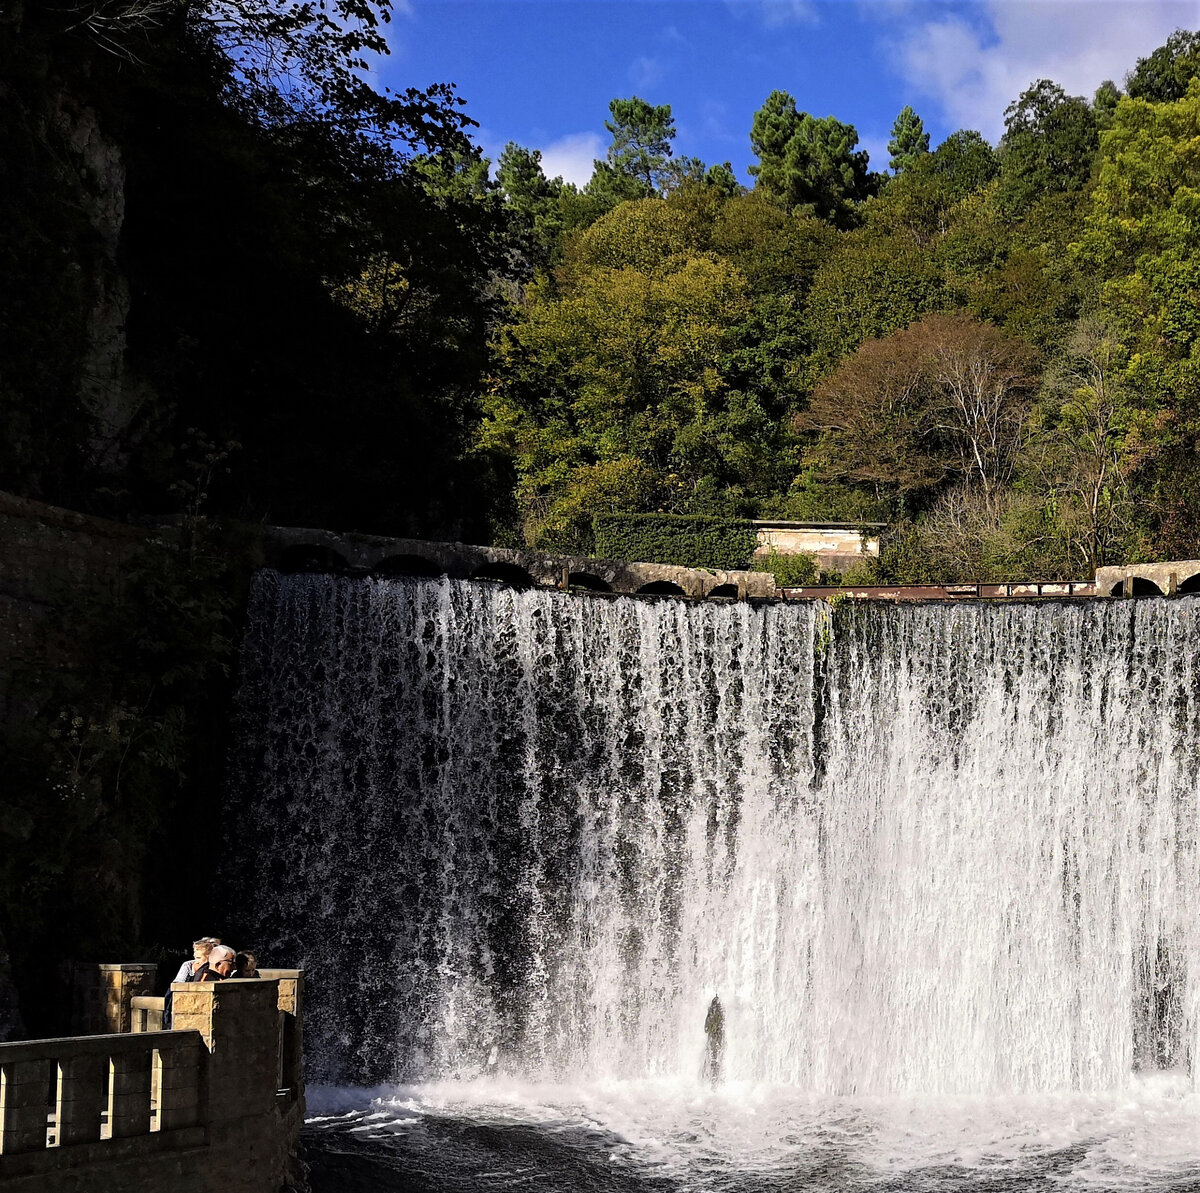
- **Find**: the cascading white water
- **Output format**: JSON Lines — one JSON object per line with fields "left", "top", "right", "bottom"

{"left": 226, "top": 572, "right": 1200, "bottom": 1097}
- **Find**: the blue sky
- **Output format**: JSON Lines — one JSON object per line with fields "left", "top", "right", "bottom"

{"left": 377, "top": 1, "right": 1200, "bottom": 184}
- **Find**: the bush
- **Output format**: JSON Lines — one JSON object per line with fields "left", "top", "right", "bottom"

{"left": 753, "top": 550, "right": 819, "bottom": 586}
{"left": 593, "top": 513, "right": 758, "bottom": 569}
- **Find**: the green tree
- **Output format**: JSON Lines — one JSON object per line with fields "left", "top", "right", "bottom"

{"left": 801, "top": 234, "right": 945, "bottom": 383}
{"left": 480, "top": 196, "right": 819, "bottom": 545}
{"left": 750, "top": 91, "right": 872, "bottom": 225}
{"left": 930, "top": 130, "right": 1000, "bottom": 198}
{"left": 705, "top": 161, "right": 743, "bottom": 197}
{"left": 496, "top": 142, "right": 568, "bottom": 271}
{"left": 749, "top": 90, "right": 801, "bottom": 197}
{"left": 1073, "top": 81, "right": 1200, "bottom": 556}
{"left": 888, "top": 105, "right": 930, "bottom": 174}
{"left": 785, "top": 113, "right": 874, "bottom": 225}
{"left": 997, "top": 79, "right": 1099, "bottom": 214}
{"left": 588, "top": 95, "right": 677, "bottom": 200}
{"left": 1126, "top": 29, "right": 1200, "bottom": 102}
{"left": 1093, "top": 80, "right": 1122, "bottom": 130}
{"left": 1030, "top": 318, "right": 1135, "bottom": 572}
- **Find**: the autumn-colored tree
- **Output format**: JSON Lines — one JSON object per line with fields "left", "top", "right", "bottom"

{"left": 798, "top": 314, "right": 1040, "bottom": 502}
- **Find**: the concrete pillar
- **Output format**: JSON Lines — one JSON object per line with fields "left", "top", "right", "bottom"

{"left": 71, "top": 964, "right": 157, "bottom": 1035}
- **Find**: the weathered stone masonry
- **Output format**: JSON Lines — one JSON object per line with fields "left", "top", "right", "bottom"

{"left": 0, "top": 971, "right": 305, "bottom": 1193}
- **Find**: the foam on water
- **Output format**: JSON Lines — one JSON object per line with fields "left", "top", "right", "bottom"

{"left": 226, "top": 573, "right": 1200, "bottom": 1103}
{"left": 302, "top": 1076, "right": 1200, "bottom": 1191}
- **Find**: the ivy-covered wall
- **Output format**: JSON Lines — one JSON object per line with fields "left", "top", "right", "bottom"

{"left": 593, "top": 513, "right": 759, "bottom": 570}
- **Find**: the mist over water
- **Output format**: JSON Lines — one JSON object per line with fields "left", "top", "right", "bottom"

{"left": 226, "top": 572, "right": 1200, "bottom": 1188}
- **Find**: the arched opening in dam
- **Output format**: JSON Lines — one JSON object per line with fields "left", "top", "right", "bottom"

{"left": 567, "top": 571, "right": 613, "bottom": 592}
{"left": 372, "top": 553, "right": 445, "bottom": 579}
{"left": 470, "top": 561, "right": 536, "bottom": 589}
{"left": 1110, "top": 576, "right": 1165, "bottom": 597}
{"left": 225, "top": 573, "right": 1200, "bottom": 1191}
{"left": 636, "top": 579, "right": 687, "bottom": 596}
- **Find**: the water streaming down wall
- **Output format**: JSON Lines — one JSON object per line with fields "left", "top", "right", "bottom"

{"left": 225, "top": 572, "right": 1200, "bottom": 1095}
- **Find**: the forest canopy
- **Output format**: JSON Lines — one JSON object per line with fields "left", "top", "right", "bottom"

{"left": 3, "top": 12, "right": 1200, "bottom": 577}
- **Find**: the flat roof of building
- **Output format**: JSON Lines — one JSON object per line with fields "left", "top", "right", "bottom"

{"left": 751, "top": 520, "right": 888, "bottom": 530}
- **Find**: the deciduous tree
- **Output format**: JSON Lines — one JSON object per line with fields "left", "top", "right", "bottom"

{"left": 798, "top": 314, "right": 1039, "bottom": 500}
{"left": 996, "top": 79, "right": 1098, "bottom": 215}
{"left": 1126, "top": 29, "right": 1200, "bottom": 102}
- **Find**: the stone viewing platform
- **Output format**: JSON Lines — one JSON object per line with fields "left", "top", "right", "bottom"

{"left": 0, "top": 967, "right": 304, "bottom": 1192}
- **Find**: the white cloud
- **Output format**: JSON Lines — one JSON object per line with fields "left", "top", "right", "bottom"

{"left": 762, "top": 0, "right": 820, "bottom": 27}
{"left": 630, "top": 55, "right": 664, "bottom": 89}
{"left": 878, "top": 0, "right": 1198, "bottom": 141}
{"left": 727, "top": 0, "right": 820, "bottom": 28}
{"left": 538, "top": 132, "right": 604, "bottom": 188}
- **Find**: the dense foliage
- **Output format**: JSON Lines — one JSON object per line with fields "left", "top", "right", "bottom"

{"left": 7, "top": 15, "right": 1200, "bottom": 576}
{"left": 593, "top": 513, "right": 758, "bottom": 570}
{"left": 483, "top": 44, "right": 1200, "bottom": 580}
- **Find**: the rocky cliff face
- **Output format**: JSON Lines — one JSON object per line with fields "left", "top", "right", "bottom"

{"left": 1, "top": 31, "right": 147, "bottom": 496}
{"left": 46, "top": 83, "right": 145, "bottom": 477}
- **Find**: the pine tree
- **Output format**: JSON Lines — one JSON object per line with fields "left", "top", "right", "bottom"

{"left": 888, "top": 106, "right": 930, "bottom": 174}
{"left": 599, "top": 96, "right": 676, "bottom": 195}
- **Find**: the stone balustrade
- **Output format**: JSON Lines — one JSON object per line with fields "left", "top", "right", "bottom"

{"left": 131, "top": 996, "right": 165, "bottom": 1034}
{"left": 0, "top": 972, "right": 305, "bottom": 1192}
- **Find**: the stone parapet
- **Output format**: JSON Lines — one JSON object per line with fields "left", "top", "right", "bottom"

{"left": 0, "top": 970, "right": 305, "bottom": 1192}
{"left": 70, "top": 964, "right": 158, "bottom": 1036}
{"left": 263, "top": 524, "right": 777, "bottom": 600}
{"left": 1094, "top": 560, "right": 1200, "bottom": 597}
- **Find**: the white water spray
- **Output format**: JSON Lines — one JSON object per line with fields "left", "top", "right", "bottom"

{"left": 227, "top": 574, "right": 1200, "bottom": 1096}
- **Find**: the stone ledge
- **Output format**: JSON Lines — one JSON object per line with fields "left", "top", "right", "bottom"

{"left": 0, "top": 1126, "right": 207, "bottom": 1178}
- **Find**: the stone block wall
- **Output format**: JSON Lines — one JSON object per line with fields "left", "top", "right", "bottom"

{"left": 0, "top": 973, "right": 305, "bottom": 1193}
{"left": 69, "top": 964, "right": 157, "bottom": 1036}
{"left": 0, "top": 490, "right": 145, "bottom": 732}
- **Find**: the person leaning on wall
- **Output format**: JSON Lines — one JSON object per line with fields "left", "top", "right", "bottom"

{"left": 173, "top": 936, "right": 221, "bottom": 982}
{"left": 163, "top": 935, "right": 222, "bottom": 1027}
{"left": 195, "top": 945, "right": 237, "bottom": 981}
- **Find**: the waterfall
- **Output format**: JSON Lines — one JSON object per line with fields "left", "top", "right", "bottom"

{"left": 226, "top": 572, "right": 1200, "bottom": 1096}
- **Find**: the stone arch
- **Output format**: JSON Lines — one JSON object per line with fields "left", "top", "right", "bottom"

{"left": 1111, "top": 576, "right": 1164, "bottom": 597}
{"left": 1178, "top": 572, "right": 1200, "bottom": 595}
{"left": 568, "top": 572, "right": 612, "bottom": 592}
{"left": 372, "top": 554, "right": 444, "bottom": 578}
{"left": 277, "top": 544, "right": 350, "bottom": 574}
{"left": 470, "top": 562, "right": 534, "bottom": 590}
{"left": 637, "top": 580, "right": 686, "bottom": 597}
{"left": 708, "top": 583, "right": 739, "bottom": 599}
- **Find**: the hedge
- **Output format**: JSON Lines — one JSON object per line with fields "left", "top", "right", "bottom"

{"left": 593, "top": 513, "right": 758, "bottom": 570}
